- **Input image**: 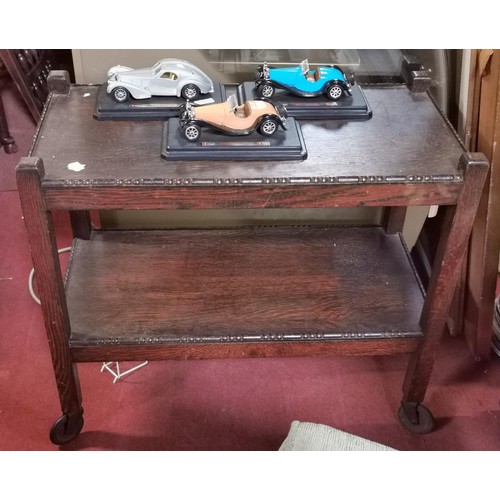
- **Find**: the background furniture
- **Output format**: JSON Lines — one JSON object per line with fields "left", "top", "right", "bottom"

{"left": 0, "top": 49, "right": 59, "bottom": 123}
{"left": 17, "top": 71, "right": 488, "bottom": 445}
{"left": 0, "top": 49, "right": 73, "bottom": 154}
{"left": 461, "top": 49, "right": 500, "bottom": 360}
{"left": 0, "top": 59, "right": 18, "bottom": 153}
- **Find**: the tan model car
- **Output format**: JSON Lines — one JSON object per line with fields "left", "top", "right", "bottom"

{"left": 179, "top": 94, "right": 287, "bottom": 142}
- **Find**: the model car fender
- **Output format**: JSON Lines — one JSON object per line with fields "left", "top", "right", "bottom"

{"left": 263, "top": 113, "right": 287, "bottom": 130}
{"left": 106, "top": 81, "right": 151, "bottom": 100}
{"left": 323, "top": 79, "right": 351, "bottom": 95}
{"left": 106, "top": 65, "right": 134, "bottom": 78}
{"left": 255, "top": 77, "right": 270, "bottom": 87}
{"left": 175, "top": 79, "right": 213, "bottom": 97}
{"left": 180, "top": 118, "right": 201, "bottom": 129}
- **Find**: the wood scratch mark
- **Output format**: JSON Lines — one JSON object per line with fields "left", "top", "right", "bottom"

{"left": 262, "top": 193, "right": 273, "bottom": 208}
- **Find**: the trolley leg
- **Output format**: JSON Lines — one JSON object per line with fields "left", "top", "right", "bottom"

{"left": 17, "top": 157, "right": 83, "bottom": 444}
{"left": 400, "top": 153, "right": 488, "bottom": 433}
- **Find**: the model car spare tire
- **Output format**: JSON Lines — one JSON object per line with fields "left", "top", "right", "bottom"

{"left": 275, "top": 102, "right": 288, "bottom": 119}
{"left": 181, "top": 84, "right": 200, "bottom": 100}
{"left": 257, "top": 83, "right": 275, "bottom": 99}
{"left": 259, "top": 117, "right": 279, "bottom": 136}
{"left": 326, "top": 84, "right": 343, "bottom": 101}
{"left": 112, "top": 87, "right": 130, "bottom": 103}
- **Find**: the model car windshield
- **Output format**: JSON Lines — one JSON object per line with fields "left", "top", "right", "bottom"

{"left": 300, "top": 60, "right": 310, "bottom": 74}
{"left": 153, "top": 64, "right": 162, "bottom": 76}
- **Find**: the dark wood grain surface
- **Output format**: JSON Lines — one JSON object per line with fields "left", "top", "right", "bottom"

{"left": 16, "top": 159, "right": 82, "bottom": 414}
{"left": 31, "top": 85, "right": 465, "bottom": 187}
{"left": 70, "top": 338, "right": 422, "bottom": 363}
{"left": 43, "top": 182, "right": 463, "bottom": 211}
{"left": 16, "top": 79, "right": 489, "bottom": 438}
{"left": 65, "top": 226, "right": 424, "bottom": 347}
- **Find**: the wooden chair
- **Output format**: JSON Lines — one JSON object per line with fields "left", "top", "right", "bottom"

{"left": 0, "top": 49, "right": 60, "bottom": 124}
{"left": 0, "top": 59, "right": 17, "bottom": 153}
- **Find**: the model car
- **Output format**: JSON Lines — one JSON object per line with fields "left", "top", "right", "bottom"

{"left": 179, "top": 94, "right": 287, "bottom": 142}
{"left": 106, "top": 58, "right": 214, "bottom": 103}
{"left": 255, "top": 59, "right": 353, "bottom": 101}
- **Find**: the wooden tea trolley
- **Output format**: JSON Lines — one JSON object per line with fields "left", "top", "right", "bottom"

{"left": 17, "top": 71, "right": 488, "bottom": 444}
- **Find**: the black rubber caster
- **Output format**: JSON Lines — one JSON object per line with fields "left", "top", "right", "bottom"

{"left": 398, "top": 402, "right": 434, "bottom": 434}
{"left": 2, "top": 139, "right": 18, "bottom": 154}
{"left": 50, "top": 410, "right": 84, "bottom": 445}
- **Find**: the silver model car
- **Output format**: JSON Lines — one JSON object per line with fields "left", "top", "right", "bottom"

{"left": 106, "top": 58, "right": 214, "bottom": 103}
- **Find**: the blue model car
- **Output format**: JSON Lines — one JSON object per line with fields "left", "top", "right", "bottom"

{"left": 255, "top": 59, "right": 353, "bottom": 101}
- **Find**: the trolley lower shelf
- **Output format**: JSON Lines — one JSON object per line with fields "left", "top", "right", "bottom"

{"left": 65, "top": 226, "right": 425, "bottom": 362}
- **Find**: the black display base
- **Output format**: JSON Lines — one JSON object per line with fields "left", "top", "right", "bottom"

{"left": 93, "top": 82, "right": 226, "bottom": 121}
{"left": 237, "top": 81, "right": 372, "bottom": 120}
{"left": 162, "top": 117, "right": 307, "bottom": 161}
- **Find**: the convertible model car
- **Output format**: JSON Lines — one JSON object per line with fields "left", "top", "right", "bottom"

{"left": 179, "top": 94, "right": 287, "bottom": 142}
{"left": 255, "top": 59, "right": 353, "bottom": 101}
{"left": 106, "top": 58, "right": 214, "bottom": 103}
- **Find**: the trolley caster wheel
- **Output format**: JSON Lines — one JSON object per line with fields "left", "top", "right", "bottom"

{"left": 49, "top": 410, "right": 84, "bottom": 445}
{"left": 398, "top": 402, "right": 434, "bottom": 434}
{"left": 3, "top": 141, "right": 18, "bottom": 154}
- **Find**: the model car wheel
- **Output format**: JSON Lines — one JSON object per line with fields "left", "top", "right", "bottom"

{"left": 259, "top": 118, "right": 279, "bottom": 137}
{"left": 257, "top": 83, "right": 275, "bottom": 99}
{"left": 181, "top": 84, "right": 200, "bottom": 100}
{"left": 326, "top": 84, "right": 343, "bottom": 101}
{"left": 112, "top": 87, "right": 130, "bottom": 103}
{"left": 184, "top": 123, "right": 201, "bottom": 142}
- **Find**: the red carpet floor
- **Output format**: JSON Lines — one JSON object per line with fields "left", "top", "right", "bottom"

{"left": 1, "top": 77, "right": 500, "bottom": 451}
